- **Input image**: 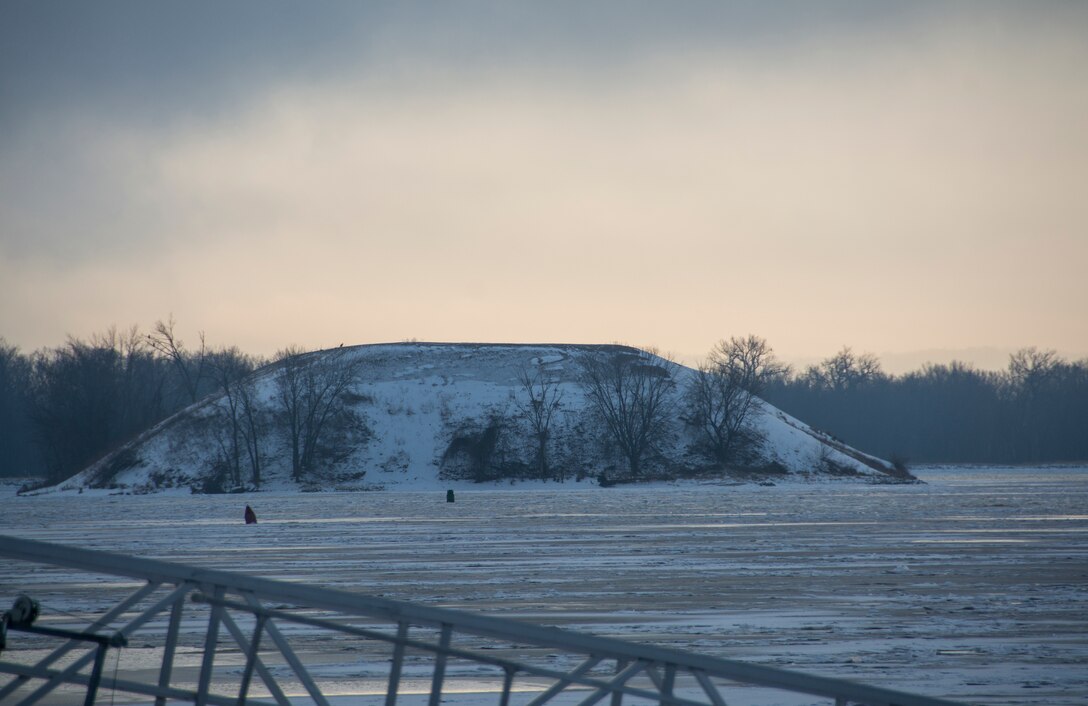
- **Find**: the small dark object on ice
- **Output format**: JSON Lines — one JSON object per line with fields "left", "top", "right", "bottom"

{"left": 446, "top": 489, "right": 455, "bottom": 503}
{"left": 245, "top": 505, "right": 257, "bottom": 524}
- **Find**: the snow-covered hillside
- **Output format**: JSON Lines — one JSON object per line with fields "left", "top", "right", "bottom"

{"left": 45, "top": 343, "right": 909, "bottom": 494}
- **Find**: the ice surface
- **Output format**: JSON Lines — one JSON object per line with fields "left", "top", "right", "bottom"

{"left": 1, "top": 466, "right": 1086, "bottom": 705}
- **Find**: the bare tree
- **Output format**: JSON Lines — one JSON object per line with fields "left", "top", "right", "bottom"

{"left": 1007, "top": 347, "right": 1060, "bottom": 461}
{"left": 208, "top": 348, "right": 258, "bottom": 488}
{"left": 579, "top": 348, "right": 677, "bottom": 477}
{"left": 275, "top": 346, "right": 362, "bottom": 480}
{"left": 803, "top": 346, "right": 884, "bottom": 390}
{"left": 1008, "top": 347, "right": 1059, "bottom": 391}
{"left": 275, "top": 346, "right": 307, "bottom": 480}
{"left": 515, "top": 366, "right": 563, "bottom": 481}
{"left": 298, "top": 348, "right": 362, "bottom": 476}
{"left": 237, "top": 376, "right": 266, "bottom": 488}
{"left": 147, "top": 315, "right": 208, "bottom": 404}
{"left": 686, "top": 335, "right": 787, "bottom": 466}
{"left": 107, "top": 325, "right": 168, "bottom": 438}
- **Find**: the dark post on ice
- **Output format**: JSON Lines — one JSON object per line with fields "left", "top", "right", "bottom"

{"left": 245, "top": 505, "right": 257, "bottom": 524}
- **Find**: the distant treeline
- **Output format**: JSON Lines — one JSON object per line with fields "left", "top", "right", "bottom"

{"left": 2, "top": 324, "right": 1086, "bottom": 481}
{"left": 762, "top": 347, "right": 1088, "bottom": 465}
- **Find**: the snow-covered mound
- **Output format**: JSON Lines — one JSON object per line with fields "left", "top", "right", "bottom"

{"left": 45, "top": 343, "right": 908, "bottom": 494}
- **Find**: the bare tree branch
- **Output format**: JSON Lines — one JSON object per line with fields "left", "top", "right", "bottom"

{"left": 147, "top": 315, "right": 208, "bottom": 404}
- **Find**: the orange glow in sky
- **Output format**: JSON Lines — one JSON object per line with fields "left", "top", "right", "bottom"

{"left": 2, "top": 4, "right": 1086, "bottom": 371}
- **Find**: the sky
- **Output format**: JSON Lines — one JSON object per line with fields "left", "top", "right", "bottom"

{"left": 2, "top": 1, "right": 1086, "bottom": 373}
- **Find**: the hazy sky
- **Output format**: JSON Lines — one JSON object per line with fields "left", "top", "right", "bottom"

{"left": 2, "top": 1, "right": 1086, "bottom": 371}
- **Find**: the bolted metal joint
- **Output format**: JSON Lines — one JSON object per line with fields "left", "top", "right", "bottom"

{"left": 8, "top": 595, "right": 40, "bottom": 627}
{"left": 1, "top": 594, "right": 41, "bottom": 652}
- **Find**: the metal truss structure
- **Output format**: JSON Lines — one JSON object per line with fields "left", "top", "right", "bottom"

{"left": 0, "top": 535, "right": 965, "bottom": 706}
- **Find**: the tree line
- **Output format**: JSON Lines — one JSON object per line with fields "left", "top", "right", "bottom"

{"left": 2, "top": 324, "right": 1086, "bottom": 483}
{"left": 762, "top": 346, "right": 1088, "bottom": 465}
{"left": 0, "top": 319, "right": 363, "bottom": 484}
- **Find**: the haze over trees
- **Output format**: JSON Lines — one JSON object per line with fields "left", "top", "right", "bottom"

{"left": 0, "top": 322, "right": 259, "bottom": 483}
{"left": 0, "top": 340, "right": 38, "bottom": 477}
{"left": 19, "top": 328, "right": 186, "bottom": 482}
{"left": 763, "top": 346, "right": 1088, "bottom": 464}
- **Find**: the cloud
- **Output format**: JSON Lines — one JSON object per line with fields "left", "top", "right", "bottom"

{"left": 2, "top": 3, "right": 1087, "bottom": 359}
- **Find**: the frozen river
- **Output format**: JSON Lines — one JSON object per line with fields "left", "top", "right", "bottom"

{"left": 2, "top": 467, "right": 1087, "bottom": 705}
